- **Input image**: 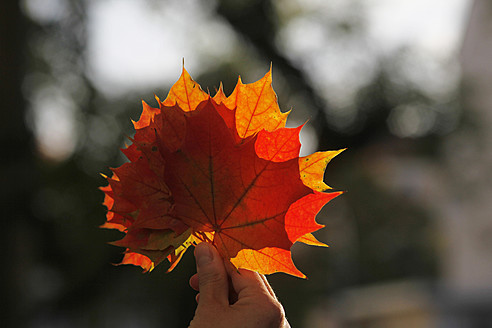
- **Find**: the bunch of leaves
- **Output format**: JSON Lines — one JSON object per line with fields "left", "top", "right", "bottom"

{"left": 101, "top": 68, "right": 343, "bottom": 278}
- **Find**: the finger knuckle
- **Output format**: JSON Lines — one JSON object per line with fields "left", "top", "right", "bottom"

{"left": 199, "top": 270, "right": 223, "bottom": 287}
{"left": 261, "top": 298, "right": 285, "bottom": 327}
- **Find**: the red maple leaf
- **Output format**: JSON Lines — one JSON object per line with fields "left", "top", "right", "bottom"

{"left": 101, "top": 67, "right": 343, "bottom": 278}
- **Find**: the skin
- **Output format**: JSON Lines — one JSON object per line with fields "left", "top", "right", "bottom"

{"left": 188, "top": 242, "right": 290, "bottom": 328}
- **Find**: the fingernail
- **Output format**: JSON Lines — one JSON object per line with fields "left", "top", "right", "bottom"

{"left": 195, "top": 243, "right": 213, "bottom": 267}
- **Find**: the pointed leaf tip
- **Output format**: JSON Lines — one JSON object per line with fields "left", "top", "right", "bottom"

{"left": 162, "top": 67, "right": 209, "bottom": 111}
{"left": 223, "top": 69, "right": 288, "bottom": 139}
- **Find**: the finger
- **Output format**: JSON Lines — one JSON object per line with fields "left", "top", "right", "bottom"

{"left": 192, "top": 266, "right": 235, "bottom": 303}
{"left": 194, "top": 242, "right": 229, "bottom": 306}
{"left": 225, "top": 262, "right": 268, "bottom": 296}
{"left": 227, "top": 274, "right": 238, "bottom": 304}
{"left": 189, "top": 273, "right": 199, "bottom": 291}
{"left": 259, "top": 274, "right": 278, "bottom": 300}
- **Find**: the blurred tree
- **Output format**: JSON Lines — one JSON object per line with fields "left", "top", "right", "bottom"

{"left": 1, "top": 1, "right": 31, "bottom": 326}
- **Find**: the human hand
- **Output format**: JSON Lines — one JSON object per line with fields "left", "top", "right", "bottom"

{"left": 188, "top": 242, "right": 290, "bottom": 328}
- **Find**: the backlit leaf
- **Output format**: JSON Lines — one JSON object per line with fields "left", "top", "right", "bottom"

{"left": 101, "top": 67, "right": 343, "bottom": 277}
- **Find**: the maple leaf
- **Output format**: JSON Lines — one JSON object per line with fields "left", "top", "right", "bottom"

{"left": 101, "top": 67, "right": 343, "bottom": 278}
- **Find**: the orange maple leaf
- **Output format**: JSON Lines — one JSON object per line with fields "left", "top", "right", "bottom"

{"left": 101, "top": 67, "right": 343, "bottom": 278}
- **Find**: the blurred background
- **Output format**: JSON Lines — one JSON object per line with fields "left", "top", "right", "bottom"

{"left": 2, "top": 0, "right": 491, "bottom": 327}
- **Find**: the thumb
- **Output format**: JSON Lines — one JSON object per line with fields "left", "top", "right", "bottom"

{"left": 194, "top": 242, "right": 229, "bottom": 305}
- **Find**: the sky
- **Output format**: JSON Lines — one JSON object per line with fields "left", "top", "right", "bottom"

{"left": 86, "top": 0, "right": 238, "bottom": 97}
